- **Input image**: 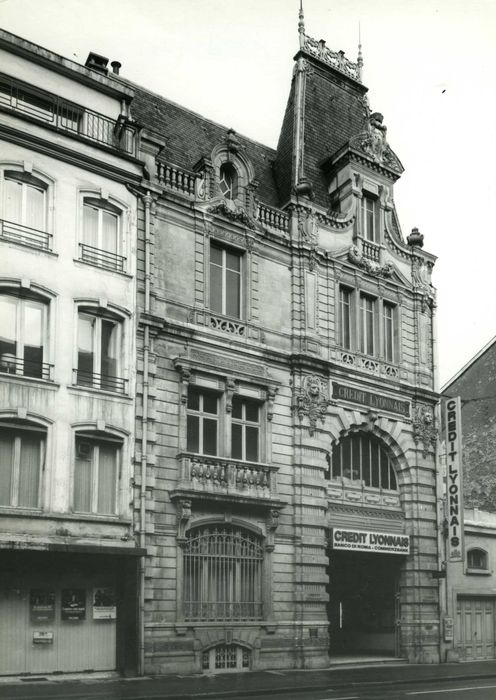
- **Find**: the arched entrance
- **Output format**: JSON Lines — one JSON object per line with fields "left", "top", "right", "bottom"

{"left": 326, "top": 431, "right": 407, "bottom": 659}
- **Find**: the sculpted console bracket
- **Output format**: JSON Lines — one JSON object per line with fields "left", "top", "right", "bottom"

{"left": 412, "top": 405, "right": 438, "bottom": 457}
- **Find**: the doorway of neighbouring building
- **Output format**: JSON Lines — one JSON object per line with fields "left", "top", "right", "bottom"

{"left": 456, "top": 597, "right": 496, "bottom": 661}
{"left": 327, "top": 550, "right": 402, "bottom": 657}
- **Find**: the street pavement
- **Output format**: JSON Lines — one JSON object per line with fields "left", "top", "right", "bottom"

{"left": 2, "top": 661, "right": 496, "bottom": 699}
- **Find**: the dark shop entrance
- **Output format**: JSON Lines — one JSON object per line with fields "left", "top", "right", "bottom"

{"left": 327, "top": 549, "right": 402, "bottom": 657}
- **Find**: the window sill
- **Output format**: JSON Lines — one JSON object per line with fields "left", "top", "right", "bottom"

{"left": 0, "top": 236, "right": 58, "bottom": 257}
{"left": 0, "top": 506, "right": 42, "bottom": 516}
{"left": 0, "top": 372, "right": 59, "bottom": 390}
{"left": 466, "top": 568, "right": 491, "bottom": 576}
{"left": 73, "top": 257, "right": 133, "bottom": 279}
{"left": 0, "top": 508, "right": 131, "bottom": 525}
{"left": 68, "top": 383, "right": 132, "bottom": 401}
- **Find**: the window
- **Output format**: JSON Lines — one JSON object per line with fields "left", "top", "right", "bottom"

{"left": 202, "top": 645, "right": 250, "bottom": 672}
{"left": 219, "top": 163, "right": 238, "bottom": 200}
{"left": 0, "top": 293, "right": 50, "bottom": 379}
{"left": 74, "top": 434, "right": 120, "bottom": 515}
{"left": 80, "top": 198, "right": 125, "bottom": 272}
{"left": 1, "top": 170, "right": 51, "bottom": 251}
{"left": 231, "top": 395, "right": 259, "bottom": 462}
{"left": 183, "top": 525, "right": 263, "bottom": 621}
{"left": 0, "top": 423, "right": 45, "bottom": 508}
{"left": 210, "top": 242, "right": 242, "bottom": 318}
{"left": 76, "top": 310, "right": 125, "bottom": 393}
{"left": 186, "top": 387, "right": 218, "bottom": 455}
{"left": 359, "top": 293, "right": 376, "bottom": 356}
{"left": 339, "top": 287, "right": 352, "bottom": 350}
{"left": 383, "top": 302, "right": 395, "bottom": 363}
{"left": 467, "top": 549, "right": 488, "bottom": 571}
{"left": 330, "top": 433, "right": 397, "bottom": 490}
{"left": 361, "top": 194, "right": 377, "bottom": 242}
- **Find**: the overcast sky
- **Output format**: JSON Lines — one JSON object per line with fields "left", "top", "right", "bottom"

{"left": 2, "top": 0, "right": 495, "bottom": 387}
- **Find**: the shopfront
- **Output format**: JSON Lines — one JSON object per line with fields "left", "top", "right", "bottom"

{"left": 0, "top": 548, "right": 140, "bottom": 676}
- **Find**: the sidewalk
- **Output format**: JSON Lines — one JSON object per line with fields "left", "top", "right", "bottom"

{"left": 3, "top": 660, "right": 496, "bottom": 698}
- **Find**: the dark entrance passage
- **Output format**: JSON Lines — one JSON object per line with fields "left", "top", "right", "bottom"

{"left": 327, "top": 550, "right": 401, "bottom": 656}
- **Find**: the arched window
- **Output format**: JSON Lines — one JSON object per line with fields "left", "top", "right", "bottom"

{"left": 467, "top": 548, "right": 488, "bottom": 571}
{"left": 330, "top": 433, "right": 397, "bottom": 490}
{"left": 183, "top": 525, "right": 263, "bottom": 621}
{"left": 0, "top": 167, "right": 52, "bottom": 251}
{"left": 0, "top": 418, "right": 46, "bottom": 508}
{"left": 219, "top": 163, "right": 238, "bottom": 200}
{"left": 79, "top": 195, "right": 126, "bottom": 272}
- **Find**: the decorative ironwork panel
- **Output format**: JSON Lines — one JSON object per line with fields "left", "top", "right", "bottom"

{"left": 79, "top": 243, "right": 126, "bottom": 273}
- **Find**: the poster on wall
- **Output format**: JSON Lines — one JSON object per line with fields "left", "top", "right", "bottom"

{"left": 30, "top": 589, "right": 55, "bottom": 623}
{"left": 93, "top": 587, "right": 116, "bottom": 620}
{"left": 61, "top": 589, "right": 86, "bottom": 620}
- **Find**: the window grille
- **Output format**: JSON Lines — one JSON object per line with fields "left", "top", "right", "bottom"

{"left": 330, "top": 433, "right": 397, "bottom": 490}
{"left": 467, "top": 549, "right": 488, "bottom": 570}
{"left": 202, "top": 644, "right": 250, "bottom": 672}
{"left": 184, "top": 526, "right": 264, "bottom": 621}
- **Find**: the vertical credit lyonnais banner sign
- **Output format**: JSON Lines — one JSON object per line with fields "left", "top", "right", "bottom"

{"left": 445, "top": 397, "right": 464, "bottom": 562}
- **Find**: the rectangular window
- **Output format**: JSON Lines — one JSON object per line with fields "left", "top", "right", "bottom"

{"left": 74, "top": 436, "right": 119, "bottom": 515}
{"left": 361, "top": 195, "right": 377, "bottom": 242}
{"left": 359, "top": 293, "right": 376, "bottom": 356}
{"left": 383, "top": 302, "right": 395, "bottom": 363}
{"left": 209, "top": 242, "right": 242, "bottom": 318}
{"left": 231, "top": 395, "right": 260, "bottom": 462}
{"left": 339, "top": 287, "right": 352, "bottom": 350}
{"left": 186, "top": 387, "right": 218, "bottom": 456}
{"left": 3, "top": 175, "right": 46, "bottom": 231}
{"left": 76, "top": 311, "right": 124, "bottom": 393}
{"left": 0, "top": 426, "right": 44, "bottom": 508}
{"left": 0, "top": 295, "right": 47, "bottom": 379}
{"left": 80, "top": 198, "right": 124, "bottom": 272}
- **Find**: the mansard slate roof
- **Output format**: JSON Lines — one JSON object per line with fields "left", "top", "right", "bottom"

{"left": 131, "top": 87, "right": 281, "bottom": 208}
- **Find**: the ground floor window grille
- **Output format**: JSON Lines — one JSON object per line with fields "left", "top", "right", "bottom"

{"left": 202, "top": 644, "right": 250, "bottom": 672}
{"left": 184, "top": 526, "right": 263, "bottom": 621}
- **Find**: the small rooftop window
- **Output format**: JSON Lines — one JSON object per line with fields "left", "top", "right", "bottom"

{"left": 219, "top": 163, "right": 238, "bottom": 201}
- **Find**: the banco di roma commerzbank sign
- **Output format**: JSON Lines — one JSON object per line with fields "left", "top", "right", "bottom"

{"left": 331, "top": 528, "right": 410, "bottom": 555}
{"left": 332, "top": 382, "right": 410, "bottom": 418}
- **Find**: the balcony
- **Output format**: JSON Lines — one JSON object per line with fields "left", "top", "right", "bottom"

{"left": 0, "top": 219, "right": 52, "bottom": 252}
{"left": 79, "top": 243, "right": 126, "bottom": 273}
{"left": 73, "top": 368, "right": 127, "bottom": 394}
{"left": 0, "top": 355, "right": 53, "bottom": 381}
{"left": 0, "top": 73, "right": 136, "bottom": 156}
{"left": 336, "top": 350, "right": 399, "bottom": 379}
{"left": 173, "top": 453, "right": 284, "bottom": 508}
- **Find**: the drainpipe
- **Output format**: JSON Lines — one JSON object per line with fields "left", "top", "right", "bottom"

{"left": 138, "top": 192, "right": 153, "bottom": 675}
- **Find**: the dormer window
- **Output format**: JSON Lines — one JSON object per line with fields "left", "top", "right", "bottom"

{"left": 361, "top": 194, "right": 378, "bottom": 242}
{"left": 219, "top": 163, "right": 238, "bottom": 201}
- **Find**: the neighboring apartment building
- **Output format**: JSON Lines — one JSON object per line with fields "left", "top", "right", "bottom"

{"left": 131, "top": 11, "right": 442, "bottom": 673}
{"left": 0, "top": 31, "right": 144, "bottom": 675}
{"left": 444, "top": 508, "right": 496, "bottom": 662}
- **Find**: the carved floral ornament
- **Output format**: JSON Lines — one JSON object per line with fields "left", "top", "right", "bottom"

{"left": 348, "top": 245, "right": 394, "bottom": 278}
{"left": 412, "top": 404, "right": 438, "bottom": 457}
{"left": 293, "top": 374, "right": 331, "bottom": 435}
{"left": 349, "top": 112, "right": 403, "bottom": 175}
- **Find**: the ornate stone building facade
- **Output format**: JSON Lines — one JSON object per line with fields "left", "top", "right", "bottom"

{"left": 132, "top": 11, "right": 442, "bottom": 673}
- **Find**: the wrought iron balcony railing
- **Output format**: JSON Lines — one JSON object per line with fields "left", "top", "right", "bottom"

{"left": 0, "top": 218, "right": 52, "bottom": 252}
{"left": 0, "top": 73, "right": 136, "bottom": 156}
{"left": 74, "top": 368, "right": 127, "bottom": 394}
{"left": 79, "top": 243, "right": 126, "bottom": 273}
{"left": 0, "top": 355, "right": 53, "bottom": 381}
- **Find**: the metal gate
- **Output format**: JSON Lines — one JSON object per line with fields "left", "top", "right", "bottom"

{"left": 456, "top": 596, "right": 496, "bottom": 661}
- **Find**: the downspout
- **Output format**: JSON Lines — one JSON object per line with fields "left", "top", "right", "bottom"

{"left": 138, "top": 191, "right": 153, "bottom": 675}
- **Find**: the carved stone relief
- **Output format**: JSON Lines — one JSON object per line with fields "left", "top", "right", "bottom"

{"left": 294, "top": 375, "right": 331, "bottom": 435}
{"left": 412, "top": 404, "right": 438, "bottom": 457}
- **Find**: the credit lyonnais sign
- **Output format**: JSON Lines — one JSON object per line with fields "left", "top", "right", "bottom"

{"left": 445, "top": 397, "right": 464, "bottom": 562}
{"left": 331, "top": 528, "right": 410, "bottom": 555}
{"left": 332, "top": 382, "right": 410, "bottom": 418}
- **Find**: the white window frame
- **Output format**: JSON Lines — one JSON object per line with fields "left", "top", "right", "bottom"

{"left": 383, "top": 301, "right": 396, "bottom": 363}
{"left": 79, "top": 194, "right": 126, "bottom": 273}
{"left": 2, "top": 172, "right": 47, "bottom": 231}
{"left": 0, "top": 422, "right": 45, "bottom": 508}
{"left": 339, "top": 286, "right": 352, "bottom": 350}
{"left": 75, "top": 308, "right": 125, "bottom": 393}
{"left": 186, "top": 387, "right": 219, "bottom": 456}
{"left": 231, "top": 395, "right": 260, "bottom": 462}
{"left": 73, "top": 433, "right": 121, "bottom": 516}
{"left": 361, "top": 194, "right": 377, "bottom": 243}
{"left": 0, "top": 293, "right": 49, "bottom": 379}
{"left": 359, "top": 292, "right": 376, "bottom": 356}
{"left": 209, "top": 242, "right": 243, "bottom": 319}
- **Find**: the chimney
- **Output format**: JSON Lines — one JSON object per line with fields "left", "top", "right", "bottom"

{"left": 85, "top": 52, "right": 109, "bottom": 75}
{"left": 111, "top": 61, "right": 122, "bottom": 75}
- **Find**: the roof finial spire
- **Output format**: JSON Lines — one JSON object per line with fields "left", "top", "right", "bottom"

{"left": 298, "top": 0, "right": 305, "bottom": 50}
{"left": 357, "top": 21, "right": 363, "bottom": 82}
